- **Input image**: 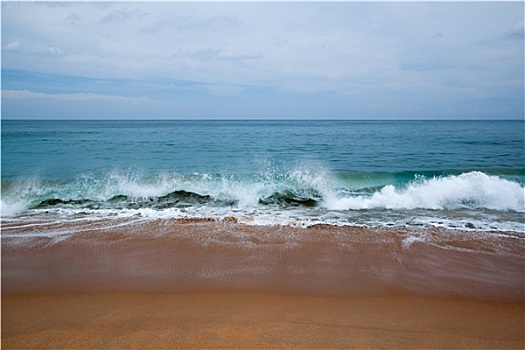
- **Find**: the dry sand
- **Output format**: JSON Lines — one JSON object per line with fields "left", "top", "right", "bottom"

{"left": 3, "top": 292, "right": 523, "bottom": 349}
{"left": 2, "top": 220, "right": 524, "bottom": 348}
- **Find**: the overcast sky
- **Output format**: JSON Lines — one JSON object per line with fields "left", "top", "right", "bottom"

{"left": 2, "top": 1, "right": 524, "bottom": 119}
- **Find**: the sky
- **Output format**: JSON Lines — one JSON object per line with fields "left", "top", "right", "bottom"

{"left": 1, "top": 1, "right": 524, "bottom": 120}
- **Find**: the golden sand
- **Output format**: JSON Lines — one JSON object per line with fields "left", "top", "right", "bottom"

{"left": 3, "top": 292, "right": 523, "bottom": 349}
{"left": 2, "top": 220, "right": 524, "bottom": 348}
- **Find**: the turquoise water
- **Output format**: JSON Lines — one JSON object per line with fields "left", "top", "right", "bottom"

{"left": 2, "top": 120, "right": 524, "bottom": 178}
{"left": 1, "top": 119, "right": 524, "bottom": 231}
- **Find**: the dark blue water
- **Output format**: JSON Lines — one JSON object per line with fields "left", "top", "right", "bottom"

{"left": 1, "top": 119, "right": 524, "bottom": 231}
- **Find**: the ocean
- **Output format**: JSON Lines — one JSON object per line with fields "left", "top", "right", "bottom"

{"left": 1, "top": 119, "right": 524, "bottom": 232}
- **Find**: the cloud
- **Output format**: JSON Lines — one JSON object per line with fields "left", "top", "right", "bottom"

{"left": 2, "top": 89, "right": 153, "bottom": 104}
{"left": 187, "top": 48, "right": 263, "bottom": 62}
{"left": 4, "top": 41, "right": 21, "bottom": 52}
{"left": 198, "top": 84, "right": 244, "bottom": 96}
{"left": 1, "top": 2, "right": 523, "bottom": 119}
{"left": 1, "top": 89, "right": 176, "bottom": 119}
{"left": 97, "top": 8, "right": 143, "bottom": 25}
{"left": 504, "top": 20, "right": 525, "bottom": 40}
{"left": 0, "top": 3, "right": 396, "bottom": 88}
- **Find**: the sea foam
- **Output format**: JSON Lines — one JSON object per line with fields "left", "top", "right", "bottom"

{"left": 325, "top": 172, "right": 524, "bottom": 212}
{"left": 1, "top": 170, "right": 524, "bottom": 233}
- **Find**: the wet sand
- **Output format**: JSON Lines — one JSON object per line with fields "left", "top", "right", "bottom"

{"left": 2, "top": 219, "right": 524, "bottom": 348}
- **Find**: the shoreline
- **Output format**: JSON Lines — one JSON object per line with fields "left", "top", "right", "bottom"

{"left": 2, "top": 219, "right": 524, "bottom": 348}
{"left": 2, "top": 219, "right": 523, "bottom": 299}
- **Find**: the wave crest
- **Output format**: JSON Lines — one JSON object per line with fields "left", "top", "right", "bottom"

{"left": 1, "top": 170, "right": 523, "bottom": 218}
{"left": 326, "top": 172, "right": 524, "bottom": 211}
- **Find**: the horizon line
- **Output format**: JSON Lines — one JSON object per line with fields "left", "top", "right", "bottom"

{"left": 2, "top": 118, "right": 523, "bottom": 122}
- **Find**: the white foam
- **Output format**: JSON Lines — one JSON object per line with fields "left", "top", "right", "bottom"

{"left": 2, "top": 171, "right": 523, "bottom": 233}
{"left": 324, "top": 172, "right": 524, "bottom": 212}
{"left": 402, "top": 234, "right": 427, "bottom": 248}
{"left": 2, "top": 230, "right": 72, "bottom": 239}
{"left": 0, "top": 199, "right": 27, "bottom": 216}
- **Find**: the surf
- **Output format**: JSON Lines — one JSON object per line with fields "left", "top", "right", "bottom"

{"left": 326, "top": 171, "right": 524, "bottom": 212}
{"left": 1, "top": 167, "right": 523, "bottom": 214}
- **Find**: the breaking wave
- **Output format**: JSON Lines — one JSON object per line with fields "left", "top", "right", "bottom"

{"left": 325, "top": 171, "right": 524, "bottom": 212}
{"left": 1, "top": 168, "right": 523, "bottom": 231}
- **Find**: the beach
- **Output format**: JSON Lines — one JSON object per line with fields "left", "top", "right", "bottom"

{"left": 3, "top": 292, "right": 523, "bottom": 349}
{"left": 2, "top": 0, "right": 525, "bottom": 347}
{"left": 2, "top": 219, "right": 524, "bottom": 349}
